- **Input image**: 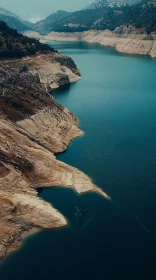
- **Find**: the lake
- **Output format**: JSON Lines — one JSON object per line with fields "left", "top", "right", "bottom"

{"left": 0, "top": 42, "right": 156, "bottom": 279}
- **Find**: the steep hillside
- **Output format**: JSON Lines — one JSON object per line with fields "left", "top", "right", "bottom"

{"left": 34, "top": 10, "right": 72, "bottom": 34}
{"left": 40, "top": 8, "right": 108, "bottom": 32}
{"left": 34, "top": 0, "right": 156, "bottom": 34}
{"left": 0, "top": 21, "right": 55, "bottom": 58}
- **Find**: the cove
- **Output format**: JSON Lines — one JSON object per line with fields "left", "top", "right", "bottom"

{"left": 0, "top": 42, "right": 156, "bottom": 280}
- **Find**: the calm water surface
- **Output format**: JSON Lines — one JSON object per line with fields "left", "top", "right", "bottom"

{"left": 0, "top": 42, "right": 156, "bottom": 279}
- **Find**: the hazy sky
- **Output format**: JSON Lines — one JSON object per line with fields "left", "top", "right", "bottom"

{"left": 0, "top": 0, "right": 92, "bottom": 22}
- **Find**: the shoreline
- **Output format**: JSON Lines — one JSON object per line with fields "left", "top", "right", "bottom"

{"left": 0, "top": 52, "right": 110, "bottom": 261}
{"left": 24, "top": 30, "right": 156, "bottom": 59}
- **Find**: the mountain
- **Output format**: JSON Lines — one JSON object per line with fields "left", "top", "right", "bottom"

{"left": 34, "top": 10, "right": 72, "bottom": 34}
{"left": 35, "top": 8, "right": 108, "bottom": 33}
{"left": 0, "top": 7, "right": 33, "bottom": 32}
{"left": 34, "top": 0, "right": 156, "bottom": 34}
{"left": 0, "top": 14, "right": 33, "bottom": 32}
{"left": 0, "top": 21, "right": 55, "bottom": 58}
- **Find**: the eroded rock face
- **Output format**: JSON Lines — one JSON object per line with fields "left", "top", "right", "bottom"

{"left": 21, "top": 53, "right": 81, "bottom": 89}
{"left": 0, "top": 55, "right": 109, "bottom": 260}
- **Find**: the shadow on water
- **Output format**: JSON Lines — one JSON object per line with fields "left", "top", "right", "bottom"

{"left": 53, "top": 83, "right": 71, "bottom": 95}
{"left": 52, "top": 82, "right": 79, "bottom": 101}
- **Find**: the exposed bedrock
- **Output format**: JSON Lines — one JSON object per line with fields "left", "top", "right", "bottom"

{"left": 0, "top": 55, "right": 109, "bottom": 260}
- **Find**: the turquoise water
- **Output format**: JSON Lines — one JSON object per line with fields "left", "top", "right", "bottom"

{"left": 0, "top": 42, "right": 156, "bottom": 279}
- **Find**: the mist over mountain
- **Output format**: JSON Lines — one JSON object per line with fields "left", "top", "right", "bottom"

{"left": 0, "top": 7, "right": 19, "bottom": 18}
{"left": 0, "top": 7, "right": 33, "bottom": 31}
{"left": 0, "top": 0, "right": 92, "bottom": 20}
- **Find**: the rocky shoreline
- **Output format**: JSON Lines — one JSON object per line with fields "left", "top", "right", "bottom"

{"left": 25, "top": 30, "right": 156, "bottom": 58}
{"left": 0, "top": 51, "right": 110, "bottom": 260}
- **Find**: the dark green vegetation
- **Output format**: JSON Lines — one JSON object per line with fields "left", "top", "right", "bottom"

{"left": 0, "top": 21, "right": 55, "bottom": 58}
{"left": 34, "top": 10, "right": 72, "bottom": 34}
{"left": 89, "top": 0, "right": 156, "bottom": 33}
{"left": 34, "top": 0, "right": 156, "bottom": 34}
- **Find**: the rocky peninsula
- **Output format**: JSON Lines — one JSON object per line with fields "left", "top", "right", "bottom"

{"left": 0, "top": 22, "right": 110, "bottom": 260}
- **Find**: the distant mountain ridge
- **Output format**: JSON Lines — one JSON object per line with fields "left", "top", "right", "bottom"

{"left": 0, "top": 20, "right": 54, "bottom": 58}
{"left": 0, "top": 7, "right": 33, "bottom": 32}
{"left": 34, "top": 10, "right": 72, "bottom": 34}
{"left": 87, "top": 0, "right": 140, "bottom": 9}
{"left": 32, "top": 0, "right": 156, "bottom": 35}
